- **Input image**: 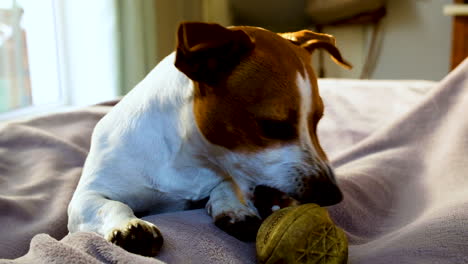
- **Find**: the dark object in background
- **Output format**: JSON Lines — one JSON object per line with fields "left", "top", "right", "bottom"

{"left": 230, "top": 0, "right": 309, "bottom": 32}
{"left": 230, "top": 0, "right": 387, "bottom": 79}
{"left": 230, "top": 0, "right": 387, "bottom": 31}
{"left": 306, "top": 0, "right": 386, "bottom": 25}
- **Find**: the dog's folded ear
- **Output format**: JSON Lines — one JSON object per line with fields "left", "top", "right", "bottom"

{"left": 175, "top": 22, "right": 255, "bottom": 85}
{"left": 280, "top": 30, "right": 352, "bottom": 70}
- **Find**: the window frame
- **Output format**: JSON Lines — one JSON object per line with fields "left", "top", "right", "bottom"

{"left": 0, "top": 0, "right": 67, "bottom": 121}
{"left": 1, "top": 0, "right": 120, "bottom": 122}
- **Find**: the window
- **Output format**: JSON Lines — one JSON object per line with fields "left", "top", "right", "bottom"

{"left": 0, "top": 0, "right": 31, "bottom": 112}
{"left": 0, "top": 0, "right": 62, "bottom": 119}
{"left": 0, "top": 0, "right": 120, "bottom": 121}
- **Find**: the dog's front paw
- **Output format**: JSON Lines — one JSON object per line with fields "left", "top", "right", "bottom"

{"left": 214, "top": 210, "right": 262, "bottom": 242}
{"left": 106, "top": 219, "right": 163, "bottom": 257}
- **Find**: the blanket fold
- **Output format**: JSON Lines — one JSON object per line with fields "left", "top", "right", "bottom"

{"left": 5, "top": 232, "right": 163, "bottom": 264}
{"left": 328, "top": 59, "right": 468, "bottom": 263}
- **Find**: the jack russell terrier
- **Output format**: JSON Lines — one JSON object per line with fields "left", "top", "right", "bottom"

{"left": 67, "top": 22, "right": 351, "bottom": 257}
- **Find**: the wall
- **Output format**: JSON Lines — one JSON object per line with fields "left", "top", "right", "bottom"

{"left": 153, "top": 0, "right": 232, "bottom": 61}
{"left": 322, "top": 0, "right": 452, "bottom": 81}
{"left": 152, "top": 0, "right": 452, "bottom": 81}
{"left": 154, "top": 0, "right": 204, "bottom": 61}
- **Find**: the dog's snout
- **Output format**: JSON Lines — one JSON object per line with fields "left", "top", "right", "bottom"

{"left": 307, "top": 179, "right": 343, "bottom": 207}
{"left": 294, "top": 166, "right": 343, "bottom": 207}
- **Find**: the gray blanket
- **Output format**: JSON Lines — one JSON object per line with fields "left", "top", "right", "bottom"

{"left": 1, "top": 59, "right": 467, "bottom": 263}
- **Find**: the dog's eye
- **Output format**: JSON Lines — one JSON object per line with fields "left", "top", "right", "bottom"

{"left": 257, "top": 119, "right": 297, "bottom": 140}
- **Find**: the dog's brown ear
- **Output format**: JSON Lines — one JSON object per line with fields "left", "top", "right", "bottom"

{"left": 175, "top": 22, "right": 255, "bottom": 85}
{"left": 280, "top": 30, "right": 352, "bottom": 70}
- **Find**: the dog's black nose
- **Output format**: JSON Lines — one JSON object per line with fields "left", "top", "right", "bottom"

{"left": 306, "top": 179, "right": 343, "bottom": 207}
{"left": 297, "top": 166, "right": 343, "bottom": 206}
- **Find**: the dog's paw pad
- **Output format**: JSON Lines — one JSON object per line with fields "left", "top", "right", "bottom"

{"left": 214, "top": 213, "right": 262, "bottom": 242}
{"left": 107, "top": 219, "right": 163, "bottom": 257}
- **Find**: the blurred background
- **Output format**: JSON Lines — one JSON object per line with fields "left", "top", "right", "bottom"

{"left": 0, "top": 0, "right": 457, "bottom": 119}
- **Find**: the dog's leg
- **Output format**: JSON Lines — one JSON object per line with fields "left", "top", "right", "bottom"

{"left": 206, "top": 180, "right": 262, "bottom": 241}
{"left": 68, "top": 193, "right": 163, "bottom": 257}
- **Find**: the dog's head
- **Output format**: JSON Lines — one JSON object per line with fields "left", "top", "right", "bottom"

{"left": 175, "top": 22, "right": 351, "bottom": 208}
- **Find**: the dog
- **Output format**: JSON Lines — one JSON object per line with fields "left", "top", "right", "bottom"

{"left": 67, "top": 22, "right": 351, "bottom": 257}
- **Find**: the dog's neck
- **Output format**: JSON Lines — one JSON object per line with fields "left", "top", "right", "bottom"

{"left": 119, "top": 53, "right": 220, "bottom": 168}
{"left": 130, "top": 53, "right": 194, "bottom": 111}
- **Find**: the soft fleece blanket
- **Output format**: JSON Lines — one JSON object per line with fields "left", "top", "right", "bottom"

{"left": 1, "top": 59, "right": 467, "bottom": 263}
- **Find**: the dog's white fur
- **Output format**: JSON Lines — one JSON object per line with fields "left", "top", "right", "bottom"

{"left": 68, "top": 49, "right": 334, "bottom": 248}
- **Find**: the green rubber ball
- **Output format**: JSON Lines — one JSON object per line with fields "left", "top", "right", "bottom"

{"left": 256, "top": 203, "right": 348, "bottom": 264}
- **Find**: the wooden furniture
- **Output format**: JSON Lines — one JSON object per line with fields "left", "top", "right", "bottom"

{"left": 445, "top": 0, "right": 468, "bottom": 70}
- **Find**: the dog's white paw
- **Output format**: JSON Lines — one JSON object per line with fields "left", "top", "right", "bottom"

{"left": 208, "top": 201, "right": 262, "bottom": 241}
{"left": 106, "top": 219, "right": 163, "bottom": 257}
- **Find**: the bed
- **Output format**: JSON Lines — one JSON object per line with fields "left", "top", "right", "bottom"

{"left": 1, "top": 59, "right": 467, "bottom": 263}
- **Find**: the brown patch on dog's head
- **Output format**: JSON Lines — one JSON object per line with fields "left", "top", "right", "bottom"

{"left": 174, "top": 22, "right": 350, "bottom": 155}
{"left": 175, "top": 22, "right": 255, "bottom": 86}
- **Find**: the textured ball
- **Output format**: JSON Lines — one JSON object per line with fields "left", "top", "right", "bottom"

{"left": 256, "top": 204, "right": 348, "bottom": 264}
